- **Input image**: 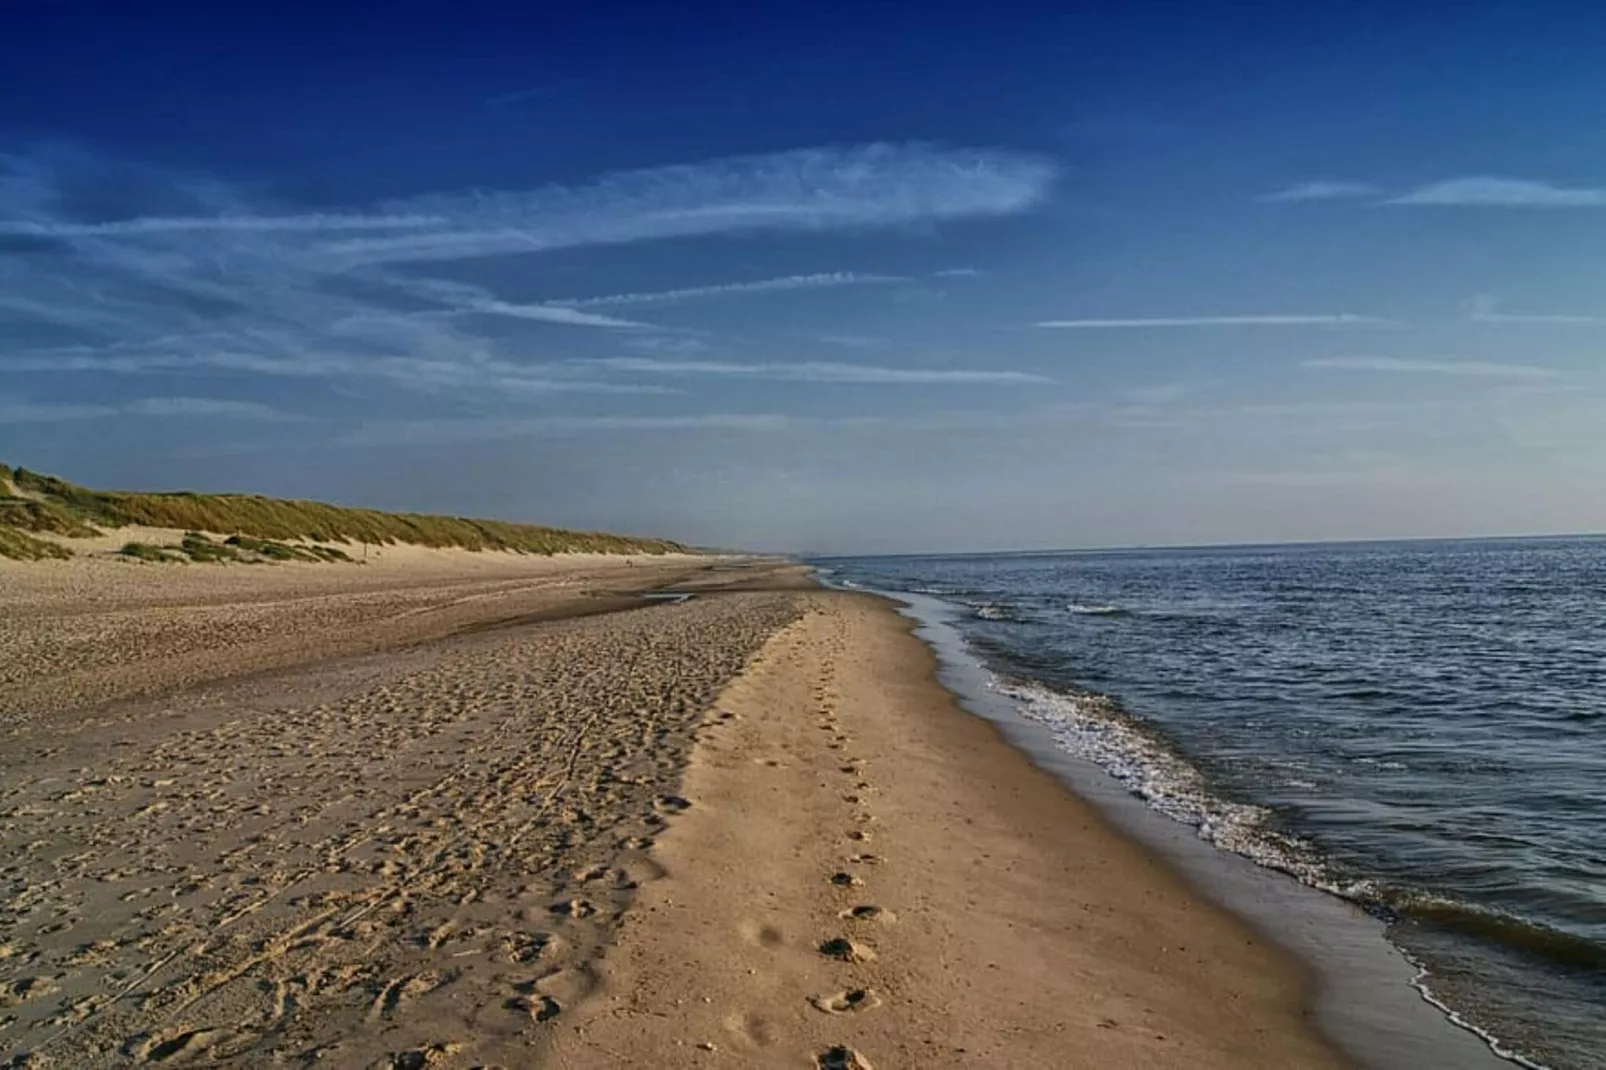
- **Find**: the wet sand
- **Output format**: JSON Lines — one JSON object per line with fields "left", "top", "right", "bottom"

{"left": 1, "top": 558, "right": 1348, "bottom": 1067}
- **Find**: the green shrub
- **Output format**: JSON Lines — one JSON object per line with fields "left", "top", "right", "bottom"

{"left": 118, "top": 542, "right": 183, "bottom": 564}
{"left": 0, "top": 526, "right": 72, "bottom": 561}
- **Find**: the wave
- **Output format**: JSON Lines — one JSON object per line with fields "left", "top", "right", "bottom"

{"left": 995, "top": 677, "right": 1606, "bottom": 985}
{"left": 1067, "top": 602, "right": 1126, "bottom": 616}
{"left": 995, "top": 679, "right": 1325, "bottom": 882}
{"left": 1393, "top": 895, "right": 1606, "bottom": 973}
{"left": 972, "top": 602, "right": 1017, "bottom": 621}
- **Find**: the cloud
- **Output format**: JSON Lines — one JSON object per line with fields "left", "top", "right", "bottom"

{"left": 0, "top": 142, "right": 1050, "bottom": 429}
{"left": 342, "top": 412, "right": 801, "bottom": 447}
{"left": 1036, "top": 314, "right": 1385, "bottom": 329}
{"left": 1262, "top": 181, "right": 1378, "bottom": 203}
{"left": 552, "top": 272, "right": 907, "bottom": 308}
{"left": 123, "top": 397, "right": 311, "bottom": 420}
{"left": 1303, "top": 356, "right": 1559, "bottom": 379}
{"left": 1467, "top": 296, "right": 1602, "bottom": 325}
{"left": 932, "top": 267, "right": 983, "bottom": 278}
{"left": 1385, "top": 177, "right": 1606, "bottom": 207}
{"left": 6, "top": 345, "right": 680, "bottom": 397}
{"left": 0, "top": 398, "right": 117, "bottom": 424}
{"left": 450, "top": 300, "right": 651, "bottom": 329}
{"left": 378, "top": 275, "right": 653, "bottom": 329}
{"left": 484, "top": 82, "right": 579, "bottom": 107}
{"left": 585, "top": 358, "right": 1051, "bottom": 384}
{"left": 320, "top": 144, "right": 1056, "bottom": 265}
{"left": 1472, "top": 311, "right": 1603, "bottom": 325}
{"left": 0, "top": 395, "right": 306, "bottom": 424}
{"left": 0, "top": 213, "right": 443, "bottom": 236}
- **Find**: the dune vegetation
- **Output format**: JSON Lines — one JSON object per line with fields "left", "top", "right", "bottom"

{"left": 0, "top": 461, "right": 688, "bottom": 562}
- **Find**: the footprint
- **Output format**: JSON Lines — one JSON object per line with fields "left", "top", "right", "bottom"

{"left": 508, "top": 993, "right": 562, "bottom": 1022}
{"left": 816, "top": 1046, "right": 875, "bottom": 1069}
{"left": 847, "top": 853, "right": 882, "bottom": 866}
{"left": 840, "top": 905, "right": 896, "bottom": 923}
{"left": 847, "top": 830, "right": 872, "bottom": 842}
{"left": 818, "top": 937, "right": 875, "bottom": 963}
{"left": 810, "top": 988, "right": 881, "bottom": 1015}
{"left": 653, "top": 794, "right": 692, "bottom": 813}
{"left": 0, "top": 976, "right": 57, "bottom": 1007}
{"left": 370, "top": 970, "right": 453, "bottom": 1021}
{"left": 128, "top": 1027, "right": 237, "bottom": 1064}
{"left": 549, "top": 899, "right": 596, "bottom": 919}
{"left": 388, "top": 1043, "right": 462, "bottom": 1070}
{"left": 828, "top": 872, "right": 862, "bottom": 888}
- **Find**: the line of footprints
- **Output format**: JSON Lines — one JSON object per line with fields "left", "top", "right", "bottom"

{"left": 808, "top": 660, "right": 889, "bottom": 1070}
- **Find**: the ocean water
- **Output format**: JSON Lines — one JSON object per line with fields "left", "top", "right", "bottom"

{"left": 819, "top": 538, "right": 1606, "bottom": 1070}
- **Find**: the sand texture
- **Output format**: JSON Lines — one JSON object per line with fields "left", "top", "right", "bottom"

{"left": 0, "top": 556, "right": 796, "bottom": 1066}
{"left": 0, "top": 549, "right": 717, "bottom": 722}
{"left": 2, "top": 557, "right": 1349, "bottom": 1068}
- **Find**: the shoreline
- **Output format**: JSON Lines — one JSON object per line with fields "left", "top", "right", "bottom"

{"left": 547, "top": 588, "right": 1354, "bottom": 1067}
{"left": 855, "top": 583, "right": 1519, "bottom": 1070}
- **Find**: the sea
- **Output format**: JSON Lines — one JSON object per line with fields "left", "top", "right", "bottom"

{"left": 817, "top": 537, "right": 1605, "bottom": 1070}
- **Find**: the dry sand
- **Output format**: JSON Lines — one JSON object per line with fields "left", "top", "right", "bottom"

{"left": 0, "top": 547, "right": 718, "bottom": 722}
{"left": 0, "top": 557, "right": 1350, "bottom": 1068}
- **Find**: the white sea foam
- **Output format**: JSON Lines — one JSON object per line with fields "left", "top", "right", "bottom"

{"left": 1067, "top": 602, "right": 1123, "bottom": 616}
{"left": 994, "top": 677, "right": 1327, "bottom": 884}
{"left": 973, "top": 603, "right": 1012, "bottom": 620}
{"left": 1402, "top": 950, "right": 1554, "bottom": 1070}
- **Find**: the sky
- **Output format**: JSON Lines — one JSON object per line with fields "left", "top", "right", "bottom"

{"left": 2, "top": 3, "right": 1604, "bottom": 554}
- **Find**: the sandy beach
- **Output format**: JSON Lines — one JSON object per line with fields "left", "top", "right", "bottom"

{"left": 0, "top": 556, "right": 1348, "bottom": 1068}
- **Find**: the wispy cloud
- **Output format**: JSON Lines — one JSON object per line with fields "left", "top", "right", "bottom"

{"left": 0, "top": 213, "right": 443, "bottom": 236}
{"left": 932, "top": 267, "right": 983, "bottom": 278}
{"left": 5, "top": 345, "right": 680, "bottom": 396}
{"left": 585, "top": 358, "right": 1051, "bottom": 384}
{"left": 450, "top": 300, "right": 651, "bottom": 329}
{"left": 342, "top": 412, "right": 802, "bottom": 447}
{"left": 0, "top": 395, "right": 307, "bottom": 424}
{"left": 321, "top": 144, "right": 1056, "bottom": 265}
{"left": 123, "top": 397, "right": 312, "bottom": 420}
{"left": 0, "top": 398, "right": 116, "bottom": 424}
{"left": 1036, "top": 314, "right": 1385, "bottom": 329}
{"left": 1472, "top": 310, "right": 1603, "bottom": 324}
{"left": 379, "top": 275, "right": 653, "bottom": 329}
{"left": 3, "top": 143, "right": 1048, "bottom": 416}
{"left": 552, "top": 272, "right": 907, "bottom": 308}
{"left": 484, "top": 81, "right": 580, "bottom": 107}
{"left": 1303, "top": 356, "right": 1559, "bottom": 379}
{"left": 1385, "top": 177, "right": 1606, "bottom": 208}
{"left": 1262, "top": 181, "right": 1378, "bottom": 203}
{"left": 1467, "top": 296, "right": 1603, "bottom": 325}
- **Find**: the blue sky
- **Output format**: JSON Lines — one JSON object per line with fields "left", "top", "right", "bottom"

{"left": 2, "top": 3, "right": 1604, "bottom": 553}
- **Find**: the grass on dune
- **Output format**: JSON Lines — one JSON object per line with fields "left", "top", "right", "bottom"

{"left": 0, "top": 525, "right": 73, "bottom": 561}
{"left": 0, "top": 460, "right": 688, "bottom": 561}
